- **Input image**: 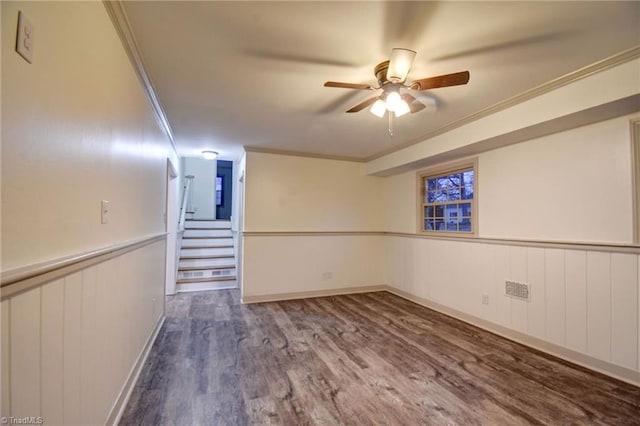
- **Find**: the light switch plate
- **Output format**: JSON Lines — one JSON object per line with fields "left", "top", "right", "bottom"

{"left": 101, "top": 200, "right": 109, "bottom": 224}
{"left": 16, "top": 11, "right": 34, "bottom": 63}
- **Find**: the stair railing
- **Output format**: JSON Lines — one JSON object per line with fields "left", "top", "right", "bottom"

{"left": 178, "top": 175, "right": 194, "bottom": 231}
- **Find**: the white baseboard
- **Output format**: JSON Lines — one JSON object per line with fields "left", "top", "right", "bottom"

{"left": 385, "top": 286, "right": 640, "bottom": 387}
{"left": 241, "top": 285, "right": 387, "bottom": 304}
{"left": 106, "top": 313, "right": 166, "bottom": 425}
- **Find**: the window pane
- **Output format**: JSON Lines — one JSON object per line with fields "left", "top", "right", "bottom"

{"left": 437, "top": 177, "right": 454, "bottom": 189}
{"left": 425, "top": 219, "right": 433, "bottom": 231}
{"left": 427, "top": 178, "right": 436, "bottom": 191}
{"left": 463, "top": 170, "right": 474, "bottom": 185}
{"left": 435, "top": 219, "right": 445, "bottom": 230}
{"left": 460, "top": 202, "right": 472, "bottom": 216}
{"left": 446, "top": 220, "right": 458, "bottom": 231}
{"left": 427, "top": 191, "right": 436, "bottom": 203}
{"left": 462, "top": 185, "right": 474, "bottom": 200}
{"left": 459, "top": 218, "right": 472, "bottom": 232}
{"left": 447, "top": 173, "right": 461, "bottom": 187}
{"left": 434, "top": 205, "right": 444, "bottom": 218}
{"left": 447, "top": 188, "right": 461, "bottom": 201}
{"left": 445, "top": 204, "right": 459, "bottom": 218}
{"left": 425, "top": 206, "right": 434, "bottom": 218}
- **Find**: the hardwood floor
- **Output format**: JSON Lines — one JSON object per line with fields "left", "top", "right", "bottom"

{"left": 119, "top": 290, "right": 640, "bottom": 425}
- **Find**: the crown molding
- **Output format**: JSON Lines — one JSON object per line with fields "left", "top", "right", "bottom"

{"left": 243, "top": 145, "right": 366, "bottom": 163}
{"left": 102, "top": 0, "right": 178, "bottom": 157}
{"left": 366, "top": 45, "right": 640, "bottom": 162}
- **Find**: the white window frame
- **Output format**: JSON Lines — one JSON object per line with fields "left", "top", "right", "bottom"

{"left": 416, "top": 158, "right": 478, "bottom": 237}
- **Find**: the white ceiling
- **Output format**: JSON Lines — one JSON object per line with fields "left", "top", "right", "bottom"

{"left": 121, "top": 1, "right": 640, "bottom": 161}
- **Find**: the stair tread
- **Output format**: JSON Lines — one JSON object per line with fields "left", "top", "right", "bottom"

{"left": 184, "top": 228, "right": 232, "bottom": 231}
{"left": 178, "top": 265, "right": 235, "bottom": 271}
{"left": 182, "top": 245, "right": 234, "bottom": 249}
{"left": 182, "top": 236, "right": 232, "bottom": 239}
{"left": 180, "top": 254, "right": 235, "bottom": 260}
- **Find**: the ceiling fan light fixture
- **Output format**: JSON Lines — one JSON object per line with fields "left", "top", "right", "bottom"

{"left": 202, "top": 150, "right": 218, "bottom": 160}
{"left": 387, "top": 48, "right": 416, "bottom": 83}
{"left": 385, "top": 91, "right": 403, "bottom": 112}
{"left": 394, "top": 100, "right": 411, "bottom": 117}
{"left": 370, "top": 99, "right": 386, "bottom": 117}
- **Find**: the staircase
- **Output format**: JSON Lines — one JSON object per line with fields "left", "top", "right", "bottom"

{"left": 176, "top": 219, "right": 237, "bottom": 292}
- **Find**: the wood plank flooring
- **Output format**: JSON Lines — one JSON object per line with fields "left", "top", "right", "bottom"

{"left": 119, "top": 290, "right": 640, "bottom": 425}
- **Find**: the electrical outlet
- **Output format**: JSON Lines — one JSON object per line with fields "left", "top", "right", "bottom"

{"left": 16, "top": 11, "right": 34, "bottom": 63}
{"left": 482, "top": 293, "right": 489, "bottom": 305}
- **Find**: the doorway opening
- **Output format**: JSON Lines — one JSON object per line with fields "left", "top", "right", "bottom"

{"left": 216, "top": 160, "right": 233, "bottom": 220}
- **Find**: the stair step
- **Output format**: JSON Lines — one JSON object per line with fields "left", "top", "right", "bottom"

{"left": 179, "top": 264, "right": 235, "bottom": 271}
{"left": 184, "top": 229, "right": 232, "bottom": 238}
{"left": 185, "top": 220, "right": 231, "bottom": 229}
{"left": 181, "top": 238, "right": 233, "bottom": 248}
{"left": 178, "top": 269, "right": 236, "bottom": 281}
{"left": 176, "top": 279, "right": 237, "bottom": 293}
{"left": 179, "top": 257, "right": 235, "bottom": 268}
{"left": 176, "top": 274, "right": 236, "bottom": 284}
{"left": 181, "top": 247, "right": 234, "bottom": 258}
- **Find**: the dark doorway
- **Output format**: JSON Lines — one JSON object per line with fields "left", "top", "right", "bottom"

{"left": 216, "top": 160, "right": 233, "bottom": 220}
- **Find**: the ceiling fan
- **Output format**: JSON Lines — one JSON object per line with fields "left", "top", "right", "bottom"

{"left": 324, "top": 48, "right": 470, "bottom": 118}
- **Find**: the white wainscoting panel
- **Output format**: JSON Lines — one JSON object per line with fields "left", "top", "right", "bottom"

{"left": 10, "top": 288, "right": 41, "bottom": 417}
{"left": 509, "top": 246, "right": 528, "bottom": 333}
{"left": 385, "top": 236, "right": 640, "bottom": 383}
{"left": 2, "top": 239, "right": 166, "bottom": 424}
{"left": 611, "top": 253, "right": 639, "bottom": 369}
{"left": 527, "top": 247, "right": 546, "bottom": 340}
{"left": 242, "top": 234, "right": 386, "bottom": 300}
{"left": 63, "top": 272, "right": 83, "bottom": 425}
{"left": 565, "top": 250, "right": 588, "bottom": 353}
{"left": 544, "top": 249, "right": 566, "bottom": 346}
{"left": 41, "top": 279, "right": 65, "bottom": 424}
{"left": 586, "top": 251, "right": 612, "bottom": 361}
{"left": 1, "top": 300, "right": 10, "bottom": 417}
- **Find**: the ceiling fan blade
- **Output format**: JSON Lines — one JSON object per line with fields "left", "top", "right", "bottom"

{"left": 245, "top": 48, "right": 360, "bottom": 67}
{"left": 324, "top": 81, "right": 375, "bottom": 90}
{"left": 401, "top": 93, "right": 426, "bottom": 113}
{"left": 387, "top": 48, "right": 416, "bottom": 83}
{"left": 410, "top": 71, "right": 470, "bottom": 91}
{"left": 346, "top": 96, "right": 380, "bottom": 113}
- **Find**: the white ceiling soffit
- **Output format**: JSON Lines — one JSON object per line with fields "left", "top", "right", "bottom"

{"left": 120, "top": 1, "right": 640, "bottom": 161}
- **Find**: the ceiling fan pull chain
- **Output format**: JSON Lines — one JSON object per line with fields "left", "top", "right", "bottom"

{"left": 388, "top": 112, "right": 394, "bottom": 136}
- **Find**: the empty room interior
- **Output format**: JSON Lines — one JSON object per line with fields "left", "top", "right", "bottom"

{"left": 2, "top": 1, "right": 640, "bottom": 424}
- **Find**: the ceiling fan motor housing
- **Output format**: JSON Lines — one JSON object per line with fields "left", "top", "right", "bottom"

{"left": 374, "top": 60, "right": 391, "bottom": 86}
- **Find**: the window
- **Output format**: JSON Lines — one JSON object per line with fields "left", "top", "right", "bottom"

{"left": 418, "top": 161, "right": 476, "bottom": 235}
{"left": 215, "top": 176, "right": 223, "bottom": 206}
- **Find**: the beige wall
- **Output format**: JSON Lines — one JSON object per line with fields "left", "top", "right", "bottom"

{"left": 479, "top": 115, "right": 635, "bottom": 243}
{"left": 385, "top": 114, "right": 638, "bottom": 244}
{"left": 244, "top": 152, "right": 384, "bottom": 232}
{"left": 1, "top": 1, "right": 176, "bottom": 422}
{"left": 241, "top": 152, "right": 385, "bottom": 298}
{"left": 183, "top": 157, "right": 217, "bottom": 219}
{"left": 1, "top": 1, "right": 178, "bottom": 271}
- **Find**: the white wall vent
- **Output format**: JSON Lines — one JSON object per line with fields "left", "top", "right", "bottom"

{"left": 505, "top": 280, "right": 530, "bottom": 302}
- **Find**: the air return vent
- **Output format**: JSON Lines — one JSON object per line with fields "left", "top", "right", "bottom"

{"left": 505, "top": 280, "right": 530, "bottom": 302}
